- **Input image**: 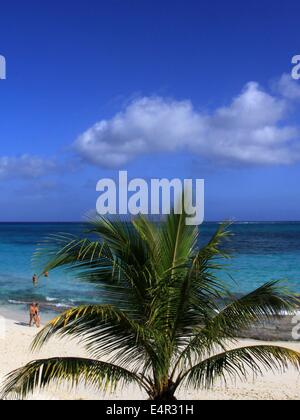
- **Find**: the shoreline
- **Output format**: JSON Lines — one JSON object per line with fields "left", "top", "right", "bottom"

{"left": 0, "top": 311, "right": 300, "bottom": 399}
{"left": 0, "top": 304, "right": 57, "bottom": 324}
{"left": 3, "top": 303, "right": 300, "bottom": 342}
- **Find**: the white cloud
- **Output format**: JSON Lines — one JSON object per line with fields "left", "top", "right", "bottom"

{"left": 276, "top": 73, "right": 300, "bottom": 100}
{"left": 0, "top": 155, "right": 58, "bottom": 180}
{"left": 75, "top": 78, "right": 300, "bottom": 167}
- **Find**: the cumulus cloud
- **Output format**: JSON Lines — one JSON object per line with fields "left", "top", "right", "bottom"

{"left": 75, "top": 78, "right": 300, "bottom": 167}
{"left": 276, "top": 73, "right": 300, "bottom": 100}
{"left": 0, "top": 155, "right": 58, "bottom": 180}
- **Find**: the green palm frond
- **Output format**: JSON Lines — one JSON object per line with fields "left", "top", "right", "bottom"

{"left": 174, "top": 280, "right": 298, "bottom": 373}
{"left": 155, "top": 211, "right": 198, "bottom": 278}
{"left": 1, "top": 357, "right": 147, "bottom": 400}
{"left": 31, "top": 305, "right": 161, "bottom": 373}
{"left": 34, "top": 232, "right": 153, "bottom": 314}
{"left": 33, "top": 234, "right": 123, "bottom": 286}
{"left": 211, "top": 280, "right": 297, "bottom": 335}
{"left": 88, "top": 216, "right": 152, "bottom": 270}
{"left": 142, "top": 211, "right": 198, "bottom": 333}
{"left": 194, "top": 222, "right": 232, "bottom": 263}
{"left": 180, "top": 345, "right": 300, "bottom": 390}
{"left": 169, "top": 223, "right": 232, "bottom": 339}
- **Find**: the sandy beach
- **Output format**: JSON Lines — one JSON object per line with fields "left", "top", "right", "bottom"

{"left": 0, "top": 313, "right": 300, "bottom": 400}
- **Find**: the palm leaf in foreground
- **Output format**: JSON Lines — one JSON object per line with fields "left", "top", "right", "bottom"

{"left": 2, "top": 358, "right": 146, "bottom": 400}
{"left": 2, "top": 210, "right": 300, "bottom": 400}
{"left": 181, "top": 345, "right": 300, "bottom": 390}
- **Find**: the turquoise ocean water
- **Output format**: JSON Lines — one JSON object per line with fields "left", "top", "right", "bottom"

{"left": 0, "top": 222, "right": 299, "bottom": 319}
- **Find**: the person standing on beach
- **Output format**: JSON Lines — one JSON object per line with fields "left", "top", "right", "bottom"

{"left": 29, "top": 303, "right": 36, "bottom": 327}
{"left": 29, "top": 303, "right": 40, "bottom": 328}
{"left": 34, "top": 303, "right": 41, "bottom": 328}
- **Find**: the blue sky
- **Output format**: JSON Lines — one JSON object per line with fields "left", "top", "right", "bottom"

{"left": 1, "top": 0, "right": 300, "bottom": 221}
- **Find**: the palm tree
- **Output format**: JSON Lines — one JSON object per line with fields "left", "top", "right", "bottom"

{"left": 2, "top": 211, "right": 300, "bottom": 400}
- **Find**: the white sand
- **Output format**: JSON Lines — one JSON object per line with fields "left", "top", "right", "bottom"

{"left": 0, "top": 315, "right": 300, "bottom": 400}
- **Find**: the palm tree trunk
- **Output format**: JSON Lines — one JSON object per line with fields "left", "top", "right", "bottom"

{"left": 148, "top": 380, "right": 178, "bottom": 401}
{"left": 151, "top": 392, "right": 178, "bottom": 401}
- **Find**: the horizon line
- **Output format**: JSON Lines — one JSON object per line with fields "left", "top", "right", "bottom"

{"left": 0, "top": 220, "right": 300, "bottom": 224}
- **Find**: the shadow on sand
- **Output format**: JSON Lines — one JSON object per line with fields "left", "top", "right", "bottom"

{"left": 14, "top": 322, "right": 30, "bottom": 327}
